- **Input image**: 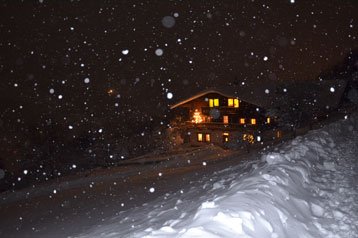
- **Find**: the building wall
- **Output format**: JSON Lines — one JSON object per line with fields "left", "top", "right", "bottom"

{"left": 173, "top": 92, "right": 268, "bottom": 125}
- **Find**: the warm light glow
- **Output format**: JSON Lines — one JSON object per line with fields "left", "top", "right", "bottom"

{"left": 214, "top": 98, "right": 219, "bottom": 107}
{"left": 205, "top": 134, "right": 211, "bottom": 142}
{"left": 228, "top": 98, "right": 239, "bottom": 108}
{"left": 251, "top": 118, "right": 256, "bottom": 125}
{"left": 192, "top": 109, "right": 203, "bottom": 124}
{"left": 240, "top": 118, "right": 245, "bottom": 124}
{"left": 197, "top": 133, "right": 203, "bottom": 142}
{"left": 223, "top": 115, "right": 229, "bottom": 124}
{"left": 209, "top": 98, "right": 219, "bottom": 107}
{"left": 107, "top": 89, "right": 114, "bottom": 95}
{"left": 243, "top": 134, "right": 255, "bottom": 144}
{"left": 234, "top": 99, "right": 239, "bottom": 108}
{"left": 228, "top": 98, "right": 233, "bottom": 107}
{"left": 223, "top": 132, "right": 229, "bottom": 142}
{"left": 267, "top": 117, "right": 271, "bottom": 124}
{"left": 276, "top": 130, "right": 282, "bottom": 138}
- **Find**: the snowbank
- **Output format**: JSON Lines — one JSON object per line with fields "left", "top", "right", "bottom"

{"left": 77, "top": 113, "right": 358, "bottom": 238}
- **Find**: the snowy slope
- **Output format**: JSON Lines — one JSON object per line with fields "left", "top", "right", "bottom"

{"left": 76, "top": 113, "right": 358, "bottom": 238}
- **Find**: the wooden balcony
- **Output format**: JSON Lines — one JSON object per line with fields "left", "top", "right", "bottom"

{"left": 175, "top": 121, "right": 259, "bottom": 131}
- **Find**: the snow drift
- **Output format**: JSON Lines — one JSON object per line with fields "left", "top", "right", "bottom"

{"left": 77, "top": 113, "right": 358, "bottom": 238}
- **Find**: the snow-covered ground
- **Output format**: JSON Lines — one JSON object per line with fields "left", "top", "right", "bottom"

{"left": 0, "top": 113, "right": 357, "bottom": 238}
{"left": 76, "top": 113, "right": 358, "bottom": 238}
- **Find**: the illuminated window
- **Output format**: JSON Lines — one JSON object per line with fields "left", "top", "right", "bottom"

{"left": 276, "top": 130, "right": 282, "bottom": 138}
{"left": 197, "top": 133, "right": 203, "bottom": 142}
{"left": 234, "top": 99, "right": 239, "bottom": 108}
{"left": 267, "top": 117, "right": 271, "bottom": 124}
{"left": 223, "top": 115, "right": 229, "bottom": 124}
{"left": 251, "top": 118, "right": 256, "bottom": 125}
{"left": 240, "top": 118, "right": 245, "bottom": 124}
{"left": 228, "top": 98, "right": 234, "bottom": 107}
{"left": 209, "top": 99, "right": 214, "bottom": 107}
{"left": 209, "top": 98, "right": 219, "bottom": 107}
{"left": 205, "top": 134, "right": 211, "bottom": 142}
{"left": 214, "top": 98, "right": 219, "bottom": 107}
{"left": 223, "top": 132, "right": 229, "bottom": 142}
{"left": 228, "top": 98, "right": 239, "bottom": 108}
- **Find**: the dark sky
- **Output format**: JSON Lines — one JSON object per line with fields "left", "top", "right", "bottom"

{"left": 0, "top": 0, "right": 357, "bottom": 129}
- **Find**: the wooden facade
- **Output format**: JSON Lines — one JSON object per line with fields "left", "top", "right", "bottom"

{"left": 170, "top": 90, "right": 274, "bottom": 148}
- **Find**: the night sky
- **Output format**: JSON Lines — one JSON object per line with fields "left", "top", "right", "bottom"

{"left": 0, "top": 0, "right": 357, "bottom": 153}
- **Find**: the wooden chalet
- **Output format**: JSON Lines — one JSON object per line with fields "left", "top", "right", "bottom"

{"left": 169, "top": 90, "right": 275, "bottom": 147}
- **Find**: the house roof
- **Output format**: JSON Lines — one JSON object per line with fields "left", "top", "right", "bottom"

{"left": 169, "top": 79, "right": 348, "bottom": 111}
{"left": 170, "top": 89, "right": 266, "bottom": 109}
{"left": 170, "top": 90, "right": 235, "bottom": 109}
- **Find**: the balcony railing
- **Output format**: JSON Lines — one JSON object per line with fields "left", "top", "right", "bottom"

{"left": 173, "top": 121, "right": 259, "bottom": 130}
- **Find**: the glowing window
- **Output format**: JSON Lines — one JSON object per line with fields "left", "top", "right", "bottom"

{"left": 228, "top": 98, "right": 239, "bottom": 108}
{"left": 228, "top": 98, "right": 233, "bottom": 107}
{"left": 209, "top": 99, "right": 214, "bottom": 107}
{"left": 223, "top": 132, "right": 229, "bottom": 142}
{"left": 234, "top": 99, "right": 239, "bottom": 108}
{"left": 197, "top": 133, "right": 203, "bottom": 142}
{"left": 251, "top": 118, "right": 256, "bottom": 125}
{"left": 267, "top": 117, "right": 271, "bottom": 124}
{"left": 214, "top": 98, "right": 219, "bottom": 107}
{"left": 209, "top": 98, "right": 219, "bottom": 107}
{"left": 223, "top": 115, "right": 229, "bottom": 124}
{"left": 205, "top": 134, "right": 211, "bottom": 142}
{"left": 240, "top": 118, "right": 245, "bottom": 124}
{"left": 276, "top": 131, "right": 282, "bottom": 138}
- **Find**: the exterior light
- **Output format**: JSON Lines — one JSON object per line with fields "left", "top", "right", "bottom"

{"left": 192, "top": 109, "right": 203, "bottom": 124}
{"left": 107, "top": 89, "right": 114, "bottom": 95}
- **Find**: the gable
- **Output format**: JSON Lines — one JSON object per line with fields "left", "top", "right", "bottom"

{"left": 170, "top": 90, "right": 261, "bottom": 110}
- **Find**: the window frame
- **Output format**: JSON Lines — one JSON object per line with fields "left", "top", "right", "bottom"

{"left": 205, "top": 133, "right": 211, "bottom": 142}
{"left": 223, "top": 115, "right": 229, "bottom": 124}
{"left": 197, "top": 133, "right": 203, "bottom": 142}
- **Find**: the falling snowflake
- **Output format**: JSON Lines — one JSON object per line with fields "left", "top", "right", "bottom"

{"left": 84, "top": 78, "right": 90, "bottom": 84}
{"left": 149, "top": 187, "right": 155, "bottom": 193}
{"left": 155, "top": 48, "right": 163, "bottom": 56}
{"left": 330, "top": 87, "right": 335, "bottom": 93}
{"left": 167, "top": 92, "right": 173, "bottom": 99}
{"left": 162, "top": 16, "right": 175, "bottom": 28}
{"left": 122, "top": 49, "right": 129, "bottom": 55}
